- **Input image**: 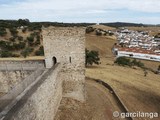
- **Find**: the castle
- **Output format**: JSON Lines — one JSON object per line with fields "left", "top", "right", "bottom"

{"left": 0, "top": 27, "right": 86, "bottom": 120}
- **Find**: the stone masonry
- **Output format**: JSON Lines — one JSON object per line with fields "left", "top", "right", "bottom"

{"left": 42, "top": 27, "right": 86, "bottom": 102}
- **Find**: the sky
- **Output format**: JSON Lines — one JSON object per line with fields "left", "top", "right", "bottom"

{"left": 0, "top": 0, "right": 160, "bottom": 24}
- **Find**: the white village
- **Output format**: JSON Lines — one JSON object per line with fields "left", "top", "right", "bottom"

{"left": 113, "top": 28, "right": 160, "bottom": 62}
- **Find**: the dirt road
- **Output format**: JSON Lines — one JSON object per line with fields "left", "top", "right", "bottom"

{"left": 55, "top": 79, "right": 126, "bottom": 120}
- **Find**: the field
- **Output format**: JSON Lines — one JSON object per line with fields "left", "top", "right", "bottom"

{"left": 86, "top": 29, "right": 160, "bottom": 120}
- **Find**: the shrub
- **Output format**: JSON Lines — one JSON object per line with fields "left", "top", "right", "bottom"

{"left": 114, "top": 57, "right": 131, "bottom": 66}
{"left": 109, "top": 32, "right": 114, "bottom": 36}
{"left": 0, "top": 40, "right": 7, "bottom": 47}
{"left": 9, "top": 37, "right": 16, "bottom": 42}
{"left": 0, "top": 27, "right": 7, "bottom": 36}
{"left": 131, "top": 59, "right": 144, "bottom": 68}
{"left": 12, "top": 54, "right": 20, "bottom": 57}
{"left": 10, "top": 28, "right": 18, "bottom": 36}
{"left": 96, "top": 30, "right": 102, "bottom": 36}
{"left": 27, "top": 36, "right": 34, "bottom": 46}
{"left": 28, "top": 23, "right": 42, "bottom": 31}
{"left": 35, "top": 46, "right": 44, "bottom": 56}
{"left": 12, "top": 42, "right": 26, "bottom": 50}
{"left": 17, "top": 36, "right": 23, "bottom": 41}
{"left": 27, "top": 36, "right": 34, "bottom": 42}
{"left": 22, "top": 27, "right": 27, "bottom": 33}
{"left": 86, "top": 27, "right": 95, "bottom": 33}
{"left": 115, "top": 57, "right": 145, "bottom": 68}
{"left": 21, "top": 47, "right": 33, "bottom": 58}
{"left": 0, "top": 41, "right": 14, "bottom": 50}
{"left": 0, "top": 50, "right": 13, "bottom": 57}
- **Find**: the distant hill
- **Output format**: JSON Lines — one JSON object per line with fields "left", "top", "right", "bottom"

{"left": 91, "top": 25, "right": 115, "bottom": 30}
{"left": 0, "top": 19, "right": 95, "bottom": 28}
{"left": 100, "top": 22, "right": 160, "bottom": 28}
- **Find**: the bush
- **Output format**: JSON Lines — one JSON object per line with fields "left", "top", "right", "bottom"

{"left": 17, "top": 36, "right": 23, "bottom": 41}
{"left": 10, "top": 28, "right": 18, "bottom": 36}
{"left": 114, "top": 57, "right": 131, "bottom": 66}
{"left": 22, "top": 27, "right": 27, "bottom": 33}
{"left": 35, "top": 46, "right": 44, "bottom": 56}
{"left": 0, "top": 40, "right": 7, "bottom": 47}
{"left": 11, "top": 54, "right": 20, "bottom": 57}
{"left": 0, "top": 50, "right": 13, "bottom": 57}
{"left": 12, "top": 42, "right": 26, "bottom": 50}
{"left": 27, "top": 36, "right": 34, "bottom": 42}
{"left": 21, "top": 47, "right": 33, "bottom": 58}
{"left": 96, "top": 30, "right": 102, "bottom": 36}
{"left": 131, "top": 59, "right": 144, "bottom": 67}
{"left": 109, "top": 32, "right": 114, "bottom": 36}
{"left": 9, "top": 37, "right": 16, "bottom": 42}
{"left": 0, "top": 27, "right": 7, "bottom": 36}
{"left": 115, "top": 57, "right": 145, "bottom": 68}
{"left": 28, "top": 23, "right": 42, "bottom": 31}
{"left": 0, "top": 41, "right": 14, "bottom": 50}
{"left": 86, "top": 27, "right": 95, "bottom": 33}
{"left": 27, "top": 36, "right": 34, "bottom": 46}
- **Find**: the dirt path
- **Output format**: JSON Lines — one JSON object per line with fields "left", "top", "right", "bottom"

{"left": 55, "top": 79, "right": 127, "bottom": 120}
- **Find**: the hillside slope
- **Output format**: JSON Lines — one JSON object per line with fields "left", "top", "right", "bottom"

{"left": 86, "top": 31, "right": 160, "bottom": 120}
{"left": 86, "top": 34, "right": 116, "bottom": 57}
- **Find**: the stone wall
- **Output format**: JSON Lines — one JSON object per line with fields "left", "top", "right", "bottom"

{"left": 0, "top": 60, "right": 45, "bottom": 93}
{"left": 0, "top": 60, "right": 44, "bottom": 71}
{"left": 1, "top": 64, "right": 62, "bottom": 120}
{"left": 0, "top": 71, "right": 32, "bottom": 93}
{"left": 42, "top": 27, "right": 86, "bottom": 102}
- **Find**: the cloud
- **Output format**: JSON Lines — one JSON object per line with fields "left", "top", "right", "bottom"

{"left": 0, "top": 0, "right": 160, "bottom": 23}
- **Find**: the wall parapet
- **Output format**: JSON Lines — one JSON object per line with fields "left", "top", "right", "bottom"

{"left": 0, "top": 60, "right": 45, "bottom": 71}
{"left": 0, "top": 63, "right": 62, "bottom": 120}
{"left": 0, "top": 67, "right": 45, "bottom": 116}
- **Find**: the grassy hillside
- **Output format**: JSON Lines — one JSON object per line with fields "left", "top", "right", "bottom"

{"left": 91, "top": 24, "right": 116, "bottom": 31}
{"left": 0, "top": 19, "right": 95, "bottom": 58}
{"left": 0, "top": 20, "right": 44, "bottom": 58}
{"left": 86, "top": 34, "right": 116, "bottom": 57}
{"left": 86, "top": 25, "right": 160, "bottom": 119}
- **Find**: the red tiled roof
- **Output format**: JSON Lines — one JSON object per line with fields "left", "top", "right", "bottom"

{"left": 115, "top": 47, "right": 160, "bottom": 56}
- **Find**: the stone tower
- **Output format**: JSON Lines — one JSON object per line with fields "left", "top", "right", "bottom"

{"left": 42, "top": 27, "right": 86, "bottom": 102}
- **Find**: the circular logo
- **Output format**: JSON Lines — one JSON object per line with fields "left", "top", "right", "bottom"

{"left": 113, "top": 111, "right": 119, "bottom": 118}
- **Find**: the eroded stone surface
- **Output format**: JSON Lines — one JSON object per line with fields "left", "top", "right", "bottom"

{"left": 0, "top": 71, "right": 32, "bottom": 93}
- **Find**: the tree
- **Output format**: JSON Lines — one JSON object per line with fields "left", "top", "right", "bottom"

{"left": 18, "top": 19, "right": 30, "bottom": 26}
{"left": 85, "top": 49, "right": 100, "bottom": 66}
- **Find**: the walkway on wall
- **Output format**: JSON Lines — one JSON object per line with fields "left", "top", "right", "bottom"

{"left": 0, "top": 63, "right": 59, "bottom": 119}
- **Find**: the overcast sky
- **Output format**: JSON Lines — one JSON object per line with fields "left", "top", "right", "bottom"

{"left": 0, "top": 0, "right": 160, "bottom": 24}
